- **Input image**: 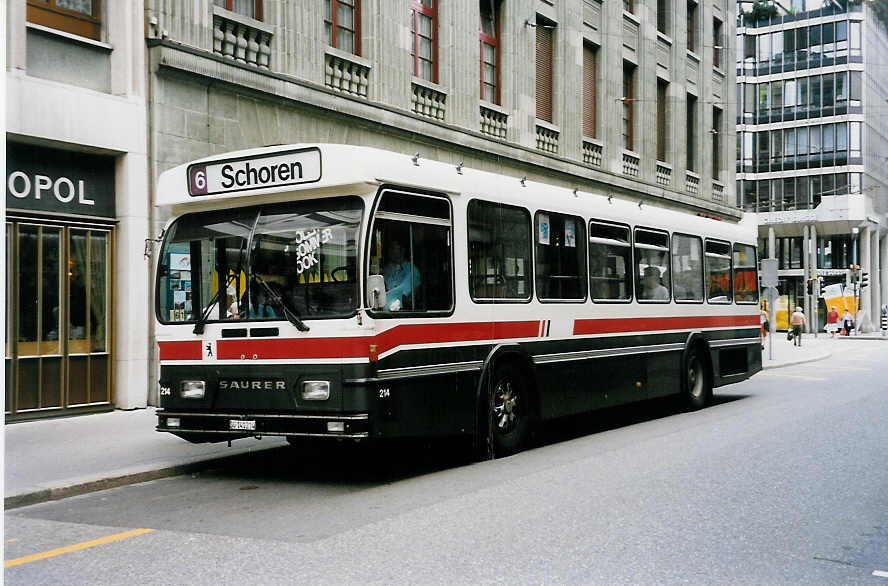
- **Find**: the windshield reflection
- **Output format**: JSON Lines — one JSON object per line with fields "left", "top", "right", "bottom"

{"left": 157, "top": 197, "right": 362, "bottom": 324}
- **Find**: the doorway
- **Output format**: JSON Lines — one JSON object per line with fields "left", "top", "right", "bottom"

{"left": 5, "top": 221, "right": 113, "bottom": 420}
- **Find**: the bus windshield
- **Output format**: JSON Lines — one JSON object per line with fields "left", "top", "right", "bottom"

{"left": 156, "top": 197, "right": 362, "bottom": 324}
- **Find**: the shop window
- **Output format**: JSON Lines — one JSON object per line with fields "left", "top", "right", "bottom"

{"left": 534, "top": 212, "right": 586, "bottom": 301}
{"left": 411, "top": 0, "right": 437, "bottom": 82}
{"left": 326, "top": 0, "right": 360, "bottom": 55}
{"left": 468, "top": 200, "right": 531, "bottom": 302}
{"left": 27, "top": 0, "right": 101, "bottom": 41}
{"left": 213, "top": 0, "right": 263, "bottom": 20}
{"left": 589, "top": 221, "right": 633, "bottom": 302}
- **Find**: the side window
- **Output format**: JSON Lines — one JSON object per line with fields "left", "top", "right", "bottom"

{"left": 369, "top": 191, "right": 452, "bottom": 314}
{"left": 535, "top": 212, "right": 586, "bottom": 301}
{"left": 468, "top": 200, "right": 532, "bottom": 301}
{"left": 671, "top": 234, "right": 704, "bottom": 302}
{"left": 589, "top": 221, "right": 632, "bottom": 302}
{"left": 705, "top": 239, "right": 732, "bottom": 303}
{"left": 635, "top": 228, "right": 670, "bottom": 302}
{"left": 733, "top": 243, "right": 759, "bottom": 304}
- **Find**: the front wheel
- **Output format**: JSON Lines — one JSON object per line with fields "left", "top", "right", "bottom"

{"left": 489, "top": 364, "right": 533, "bottom": 457}
{"left": 682, "top": 346, "right": 711, "bottom": 411}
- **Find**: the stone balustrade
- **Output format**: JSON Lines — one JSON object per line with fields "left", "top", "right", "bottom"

{"left": 212, "top": 9, "right": 273, "bottom": 69}
{"left": 536, "top": 123, "right": 559, "bottom": 153}
{"left": 622, "top": 150, "right": 640, "bottom": 177}
{"left": 480, "top": 104, "right": 508, "bottom": 139}
{"left": 656, "top": 161, "right": 672, "bottom": 186}
{"left": 325, "top": 49, "right": 370, "bottom": 98}
{"left": 411, "top": 80, "right": 446, "bottom": 121}
{"left": 583, "top": 139, "right": 603, "bottom": 167}
{"left": 686, "top": 171, "right": 701, "bottom": 194}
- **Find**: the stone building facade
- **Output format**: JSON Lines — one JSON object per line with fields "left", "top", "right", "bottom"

{"left": 7, "top": 0, "right": 738, "bottom": 415}
{"left": 5, "top": 1, "right": 149, "bottom": 419}
{"left": 735, "top": 0, "right": 888, "bottom": 332}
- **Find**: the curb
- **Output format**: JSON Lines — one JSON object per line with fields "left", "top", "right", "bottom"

{"left": 4, "top": 445, "right": 287, "bottom": 510}
{"left": 762, "top": 350, "right": 831, "bottom": 370}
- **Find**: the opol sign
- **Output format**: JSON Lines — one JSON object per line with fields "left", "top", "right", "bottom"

{"left": 6, "top": 143, "right": 116, "bottom": 218}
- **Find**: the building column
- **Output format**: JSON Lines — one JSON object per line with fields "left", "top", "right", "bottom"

{"left": 874, "top": 229, "right": 882, "bottom": 331}
{"left": 860, "top": 226, "right": 872, "bottom": 332}
{"left": 803, "top": 225, "right": 811, "bottom": 331}
{"left": 881, "top": 232, "right": 888, "bottom": 326}
{"left": 810, "top": 223, "right": 818, "bottom": 334}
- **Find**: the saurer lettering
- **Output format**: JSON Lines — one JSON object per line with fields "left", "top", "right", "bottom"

{"left": 219, "top": 161, "right": 304, "bottom": 189}
{"left": 218, "top": 380, "right": 287, "bottom": 391}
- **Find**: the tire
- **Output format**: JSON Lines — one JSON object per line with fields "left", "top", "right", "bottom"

{"left": 682, "top": 345, "right": 712, "bottom": 411}
{"left": 488, "top": 363, "right": 533, "bottom": 457}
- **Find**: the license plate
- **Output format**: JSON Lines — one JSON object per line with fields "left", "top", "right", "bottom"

{"left": 229, "top": 419, "right": 256, "bottom": 431}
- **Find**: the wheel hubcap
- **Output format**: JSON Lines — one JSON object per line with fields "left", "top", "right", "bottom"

{"left": 494, "top": 379, "right": 519, "bottom": 433}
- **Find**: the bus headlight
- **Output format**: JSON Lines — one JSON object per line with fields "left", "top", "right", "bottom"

{"left": 180, "top": 380, "right": 206, "bottom": 399}
{"left": 301, "top": 381, "right": 330, "bottom": 401}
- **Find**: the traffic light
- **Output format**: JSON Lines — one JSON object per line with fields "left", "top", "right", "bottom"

{"left": 806, "top": 278, "right": 814, "bottom": 295}
{"left": 860, "top": 271, "right": 869, "bottom": 289}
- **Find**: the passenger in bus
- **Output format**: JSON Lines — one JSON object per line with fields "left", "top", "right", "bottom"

{"left": 383, "top": 239, "right": 421, "bottom": 311}
{"left": 640, "top": 266, "right": 669, "bottom": 300}
{"left": 246, "top": 289, "right": 277, "bottom": 318}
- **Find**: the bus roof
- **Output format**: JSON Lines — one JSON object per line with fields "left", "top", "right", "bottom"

{"left": 156, "top": 143, "right": 757, "bottom": 243}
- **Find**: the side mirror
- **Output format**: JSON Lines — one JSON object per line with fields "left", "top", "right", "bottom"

{"left": 367, "top": 274, "right": 387, "bottom": 310}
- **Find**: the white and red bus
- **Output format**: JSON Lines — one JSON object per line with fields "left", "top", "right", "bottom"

{"left": 154, "top": 144, "right": 761, "bottom": 457}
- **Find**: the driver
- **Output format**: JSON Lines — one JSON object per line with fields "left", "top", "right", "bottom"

{"left": 382, "top": 239, "right": 420, "bottom": 311}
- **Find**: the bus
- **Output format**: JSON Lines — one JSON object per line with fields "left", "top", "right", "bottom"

{"left": 153, "top": 144, "right": 762, "bottom": 458}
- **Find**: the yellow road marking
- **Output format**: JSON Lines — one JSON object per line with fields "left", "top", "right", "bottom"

{"left": 5, "top": 539, "right": 18, "bottom": 544}
{"left": 4, "top": 528, "right": 153, "bottom": 568}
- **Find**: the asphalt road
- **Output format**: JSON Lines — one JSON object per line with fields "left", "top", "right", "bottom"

{"left": 5, "top": 341, "right": 888, "bottom": 585}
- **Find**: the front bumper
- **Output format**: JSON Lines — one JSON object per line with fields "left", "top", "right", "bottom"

{"left": 156, "top": 410, "right": 370, "bottom": 439}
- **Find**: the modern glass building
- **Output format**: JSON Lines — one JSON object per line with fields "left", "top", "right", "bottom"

{"left": 735, "top": 0, "right": 888, "bottom": 330}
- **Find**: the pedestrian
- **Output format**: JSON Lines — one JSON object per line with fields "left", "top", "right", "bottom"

{"left": 826, "top": 305, "right": 840, "bottom": 338}
{"left": 789, "top": 306, "right": 806, "bottom": 347}
{"left": 760, "top": 307, "right": 769, "bottom": 348}
{"left": 841, "top": 309, "right": 853, "bottom": 336}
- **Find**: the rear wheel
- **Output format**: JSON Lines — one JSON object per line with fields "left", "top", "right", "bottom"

{"left": 489, "top": 364, "right": 532, "bottom": 456}
{"left": 683, "top": 346, "right": 711, "bottom": 411}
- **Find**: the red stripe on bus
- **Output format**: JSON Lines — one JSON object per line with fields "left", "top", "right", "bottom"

{"left": 572, "top": 314, "right": 760, "bottom": 335}
{"left": 213, "top": 321, "right": 541, "bottom": 360}
{"left": 158, "top": 340, "right": 203, "bottom": 360}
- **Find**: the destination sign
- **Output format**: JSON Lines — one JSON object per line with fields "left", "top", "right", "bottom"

{"left": 187, "top": 147, "right": 322, "bottom": 196}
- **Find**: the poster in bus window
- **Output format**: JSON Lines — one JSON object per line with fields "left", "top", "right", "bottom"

{"left": 538, "top": 214, "right": 550, "bottom": 245}
{"left": 170, "top": 253, "right": 191, "bottom": 271}
{"left": 564, "top": 220, "right": 576, "bottom": 248}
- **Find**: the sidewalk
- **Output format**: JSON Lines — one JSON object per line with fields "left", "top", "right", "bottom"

{"left": 5, "top": 339, "right": 834, "bottom": 510}
{"left": 4, "top": 408, "right": 287, "bottom": 509}
{"left": 760, "top": 332, "right": 832, "bottom": 369}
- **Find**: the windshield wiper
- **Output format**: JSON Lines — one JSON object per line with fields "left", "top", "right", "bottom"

{"left": 255, "top": 275, "right": 309, "bottom": 332}
{"left": 193, "top": 239, "right": 247, "bottom": 335}
{"left": 192, "top": 270, "right": 237, "bottom": 335}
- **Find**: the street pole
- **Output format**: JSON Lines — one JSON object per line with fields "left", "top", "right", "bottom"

{"left": 768, "top": 287, "right": 775, "bottom": 361}
{"left": 852, "top": 227, "right": 859, "bottom": 336}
